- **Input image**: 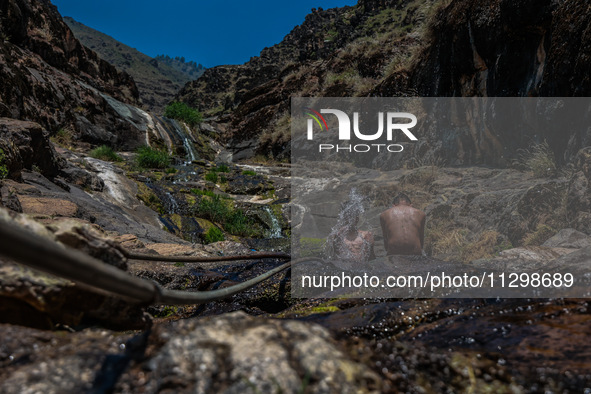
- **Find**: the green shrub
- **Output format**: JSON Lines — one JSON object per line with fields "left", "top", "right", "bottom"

{"left": 204, "top": 226, "right": 225, "bottom": 243}
{"left": 216, "top": 164, "right": 230, "bottom": 173}
{"left": 242, "top": 170, "right": 256, "bottom": 176}
{"left": 165, "top": 167, "right": 177, "bottom": 174}
{"left": 136, "top": 146, "right": 171, "bottom": 169}
{"left": 204, "top": 164, "right": 231, "bottom": 183}
{"left": 89, "top": 145, "right": 123, "bottom": 162}
{"left": 195, "top": 195, "right": 230, "bottom": 224}
{"left": 195, "top": 195, "right": 255, "bottom": 237}
{"left": 0, "top": 149, "right": 7, "bottom": 179}
{"left": 205, "top": 171, "right": 218, "bottom": 183}
{"left": 164, "top": 102, "right": 203, "bottom": 126}
{"left": 191, "top": 188, "right": 215, "bottom": 198}
{"left": 224, "top": 210, "right": 252, "bottom": 236}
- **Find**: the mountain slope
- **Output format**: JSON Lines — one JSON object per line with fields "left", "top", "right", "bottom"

{"left": 63, "top": 16, "right": 204, "bottom": 112}
{"left": 176, "top": 0, "right": 436, "bottom": 159}
{"left": 176, "top": 0, "right": 591, "bottom": 166}
{"left": 0, "top": 0, "right": 147, "bottom": 148}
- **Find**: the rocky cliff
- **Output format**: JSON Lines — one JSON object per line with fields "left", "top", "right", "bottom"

{"left": 0, "top": 0, "right": 147, "bottom": 148}
{"left": 178, "top": 0, "right": 591, "bottom": 166}
{"left": 64, "top": 17, "right": 205, "bottom": 113}
{"left": 177, "top": 0, "right": 436, "bottom": 160}
{"left": 411, "top": 0, "right": 591, "bottom": 97}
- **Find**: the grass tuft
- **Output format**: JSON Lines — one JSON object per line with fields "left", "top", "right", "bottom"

{"left": 136, "top": 146, "right": 171, "bottom": 169}
{"left": 516, "top": 141, "right": 556, "bottom": 177}
{"left": 89, "top": 145, "right": 123, "bottom": 162}
{"left": 204, "top": 226, "right": 224, "bottom": 243}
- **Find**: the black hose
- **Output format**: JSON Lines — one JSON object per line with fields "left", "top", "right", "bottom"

{"left": 0, "top": 217, "right": 322, "bottom": 305}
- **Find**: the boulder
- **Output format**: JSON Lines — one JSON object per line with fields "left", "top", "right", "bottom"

{"left": 0, "top": 208, "right": 146, "bottom": 329}
{"left": 116, "top": 311, "right": 378, "bottom": 393}
{"left": 542, "top": 228, "right": 591, "bottom": 249}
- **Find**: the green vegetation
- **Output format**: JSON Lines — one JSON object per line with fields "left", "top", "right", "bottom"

{"left": 154, "top": 305, "right": 179, "bottom": 318}
{"left": 89, "top": 145, "right": 123, "bottom": 162}
{"left": 191, "top": 188, "right": 216, "bottom": 198}
{"left": 204, "top": 163, "right": 230, "bottom": 183}
{"left": 325, "top": 29, "right": 338, "bottom": 42}
{"left": 164, "top": 101, "right": 203, "bottom": 126}
{"left": 136, "top": 182, "right": 165, "bottom": 214}
{"left": 204, "top": 226, "right": 224, "bottom": 243}
{"left": 194, "top": 195, "right": 257, "bottom": 237}
{"left": 0, "top": 149, "right": 8, "bottom": 179}
{"left": 165, "top": 167, "right": 177, "bottom": 174}
{"left": 299, "top": 237, "right": 326, "bottom": 257}
{"left": 216, "top": 164, "right": 230, "bottom": 173}
{"left": 242, "top": 170, "right": 257, "bottom": 176}
{"left": 136, "top": 146, "right": 171, "bottom": 169}
{"left": 205, "top": 171, "right": 218, "bottom": 183}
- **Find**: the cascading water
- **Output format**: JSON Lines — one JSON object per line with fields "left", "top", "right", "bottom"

{"left": 263, "top": 206, "right": 283, "bottom": 239}
{"left": 324, "top": 188, "right": 373, "bottom": 261}
{"left": 154, "top": 116, "right": 200, "bottom": 163}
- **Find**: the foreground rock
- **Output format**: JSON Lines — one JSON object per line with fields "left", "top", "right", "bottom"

{"left": 0, "top": 312, "right": 378, "bottom": 393}
{"left": 0, "top": 208, "right": 148, "bottom": 329}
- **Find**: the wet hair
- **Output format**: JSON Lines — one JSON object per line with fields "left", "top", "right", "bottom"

{"left": 393, "top": 193, "right": 411, "bottom": 205}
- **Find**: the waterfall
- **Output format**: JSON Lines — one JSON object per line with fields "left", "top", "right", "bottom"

{"left": 263, "top": 206, "right": 283, "bottom": 239}
{"left": 153, "top": 116, "right": 200, "bottom": 163}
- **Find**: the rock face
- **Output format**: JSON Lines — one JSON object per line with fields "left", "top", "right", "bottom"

{"left": 176, "top": 0, "right": 433, "bottom": 159}
{"left": 119, "top": 312, "right": 376, "bottom": 393}
{"left": 0, "top": 118, "right": 63, "bottom": 180}
{"left": 178, "top": 0, "right": 591, "bottom": 165}
{"left": 412, "top": 0, "right": 591, "bottom": 97}
{"left": 63, "top": 16, "right": 205, "bottom": 113}
{"left": 0, "top": 0, "right": 151, "bottom": 148}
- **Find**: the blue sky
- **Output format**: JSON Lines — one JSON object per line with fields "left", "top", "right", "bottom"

{"left": 52, "top": 0, "right": 356, "bottom": 68}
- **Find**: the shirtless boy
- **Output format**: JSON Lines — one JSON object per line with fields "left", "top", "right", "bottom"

{"left": 379, "top": 193, "right": 425, "bottom": 255}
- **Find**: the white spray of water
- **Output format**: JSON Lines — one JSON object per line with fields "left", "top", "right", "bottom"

{"left": 324, "top": 188, "right": 372, "bottom": 261}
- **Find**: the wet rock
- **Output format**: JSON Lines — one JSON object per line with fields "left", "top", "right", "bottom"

{"left": 398, "top": 298, "right": 591, "bottom": 392}
{"left": 0, "top": 324, "right": 134, "bottom": 394}
{"left": 343, "top": 337, "right": 519, "bottom": 393}
{"left": 294, "top": 297, "right": 591, "bottom": 392}
{"left": 542, "top": 228, "right": 591, "bottom": 249}
{"left": 8, "top": 168, "right": 182, "bottom": 245}
{"left": 226, "top": 173, "right": 269, "bottom": 195}
{"left": 60, "top": 166, "right": 105, "bottom": 192}
{"left": 116, "top": 311, "right": 378, "bottom": 393}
